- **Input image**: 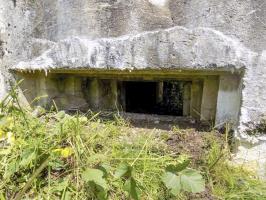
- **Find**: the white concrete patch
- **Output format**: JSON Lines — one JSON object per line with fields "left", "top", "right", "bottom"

{"left": 215, "top": 75, "right": 242, "bottom": 128}
{"left": 233, "top": 143, "right": 266, "bottom": 178}
{"left": 0, "top": 73, "right": 6, "bottom": 99}
{"left": 148, "top": 0, "right": 168, "bottom": 7}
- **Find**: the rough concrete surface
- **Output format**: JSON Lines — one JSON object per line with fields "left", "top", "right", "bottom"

{"left": 1, "top": 0, "right": 266, "bottom": 175}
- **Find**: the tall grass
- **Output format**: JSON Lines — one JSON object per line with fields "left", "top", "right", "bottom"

{"left": 203, "top": 134, "right": 266, "bottom": 200}
{"left": 0, "top": 86, "right": 183, "bottom": 199}
{"left": 0, "top": 84, "right": 265, "bottom": 199}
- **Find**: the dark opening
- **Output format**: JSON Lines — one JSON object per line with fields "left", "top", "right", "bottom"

{"left": 160, "top": 81, "right": 184, "bottom": 116}
{"left": 124, "top": 81, "right": 185, "bottom": 116}
{"left": 125, "top": 81, "right": 157, "bottom": 114}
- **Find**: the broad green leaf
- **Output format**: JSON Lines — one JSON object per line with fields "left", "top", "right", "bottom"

{"left": 96, "top": 190, "right": 108, "bottom": 200}
{"left": 166, "top": 156, "right": 190, "bottom": 173}
{"left": 114, "top": 163, "right": 132, "bottom": 178}
{"left": 20, "top": 149, "right": 36, "bottom": 167}
{"left": 176, "top": 155, "right": 190, "bottom": 172}
{"left": 165, "top": 164, "right": 178, "bottom": 173}
{"left": 82, "top": 168, "right": 108, "bottom": 189}
{"left": 179, "top": 169, "right": 205, "bottom": 193}
{"left": 123, "top": 178, "right": 139, "bottom": 200}
{"left": 161, "top": 171, "right": 181, "bottom": 196}
{"left": 165, "top": 160, "right": 190, "bottom": 173}
{"left": 98, "top": 163, "right": 111, "bottom": 178}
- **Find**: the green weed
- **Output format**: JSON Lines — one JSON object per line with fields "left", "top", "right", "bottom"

{"left": 0, "top": 83, "right": 265, "bottom": 200}
{"left": 203, "top": 133, "right": 266, "bottom": 200}
{"left": 0, "top": 85, "right": 204, "bottom": 199}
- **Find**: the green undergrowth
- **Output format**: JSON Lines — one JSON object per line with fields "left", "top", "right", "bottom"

{"left": 0, "top": 84, "right": 265, "bottom": 200}
{"left": 204, "top": 134, "right": 266, "bottom": 200}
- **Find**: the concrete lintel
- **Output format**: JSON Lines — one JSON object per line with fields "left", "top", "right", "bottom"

{"left": 13, "top": 69, "right": 242, "bottom": 80}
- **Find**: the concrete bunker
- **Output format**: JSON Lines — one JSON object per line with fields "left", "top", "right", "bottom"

{"left": 14, "top": 69, "right": 242, "bottom": 126}
{"left": 81, "top": 78, "right": 202, "bottom": 117}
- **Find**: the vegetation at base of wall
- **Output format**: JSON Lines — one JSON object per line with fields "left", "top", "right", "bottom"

{"left": 203, "top": 134, "right": 266, "bottom": 199}
{"left": 0, "top": 84, "right": 265, "bottom": 200}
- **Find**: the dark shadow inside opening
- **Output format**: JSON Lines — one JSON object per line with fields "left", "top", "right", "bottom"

{"left": 125, "top": 81, "right": 157, "bottom": 114}
{"left": 124, "top": 81, "right": 185, "bottom": 116}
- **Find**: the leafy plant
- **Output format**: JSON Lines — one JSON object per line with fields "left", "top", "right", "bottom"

{"left": 114, "top": 163, "right": 140, "bottom": 200}
{"left": 82, "top": 168, "right": 109, "bottom": 200}
{"left": 161, "top": 156, "right": 205, "bottom": 196}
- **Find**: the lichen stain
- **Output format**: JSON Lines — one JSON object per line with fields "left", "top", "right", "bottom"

{"left": 12, "top": 0, "right": 16, "bottom": 7}
{"left": 0, "top": 40, "right": 4, "bottom": 58}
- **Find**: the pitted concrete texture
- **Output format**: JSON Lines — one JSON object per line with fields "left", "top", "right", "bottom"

{"left": 12, "top": 27, "right": 252, "bottom": 71}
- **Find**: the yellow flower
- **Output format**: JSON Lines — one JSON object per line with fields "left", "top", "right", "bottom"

{"left": 61, "top": 147, "right": 74, "bottom": 158}
{"left": 53, "top": 147, "right": 73, "bottom": 158}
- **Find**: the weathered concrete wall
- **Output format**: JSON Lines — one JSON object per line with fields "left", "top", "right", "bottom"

{"left": 85, "top": 79, "right": 118, "bottom": 111}
{"left": 201, "top": 76, "right": 219, "bottom": 121}
{"left": 216, "top": 75, "right": 242, "bottom": 128}
{"left": 17, "top": 73, "right": 89, "bottom": 111}
{"left": 0, "top": 0, "right": 265, "bottom": 126}
{"left": 190, "top": 80, "right": 203, "bottom": 120}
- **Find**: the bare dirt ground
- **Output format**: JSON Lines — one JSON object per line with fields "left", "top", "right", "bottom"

{"left": 119, "top": 113, "right": 221, "bottom": 200}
